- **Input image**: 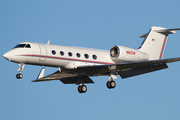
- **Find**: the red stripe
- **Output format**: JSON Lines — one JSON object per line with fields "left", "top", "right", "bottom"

{"left": 20, "top": 54, "right": 113, "bottom": 65}
{"left": 159, "top": 35, "right": 167, "bottom": 59}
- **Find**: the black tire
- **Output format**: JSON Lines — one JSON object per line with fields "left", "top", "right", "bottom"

{"left": 78, "top": 86, "right": 82, "bottom": 93}
{"left": 16, "top": 74, "right": 23, "bottom": 79}
{"left": 106, "top": 81, "right": 111, "bottom": 89}
{"left": 110, "top": 80, "right": 116, "bottom": 88}
{"left": 81, "top": 85, "right": 87, "bottom": 93}
{"left": 78, "top": 85, "right": 87, "bottom": 93}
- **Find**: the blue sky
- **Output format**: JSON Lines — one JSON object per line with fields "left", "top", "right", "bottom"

{"left": 1, "top": 0, "right": 180, "bottom": 120}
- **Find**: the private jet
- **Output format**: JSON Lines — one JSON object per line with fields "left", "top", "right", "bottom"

{"left": 3, "top": 26, "right": 180, "bottom": 93}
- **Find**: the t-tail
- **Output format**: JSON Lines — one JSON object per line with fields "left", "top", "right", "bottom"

{"left": 139, "top": 26, "right": 180, "bottom": 60}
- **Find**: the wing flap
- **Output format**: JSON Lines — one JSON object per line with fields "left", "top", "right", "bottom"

{"left": 115, "top": 57, "right": 180, "bottom": 71}
{"left": 119, "top": 63, "right": 168, "bottom": 78}
{"left": 60, "top": 76, "right": 94, "bottom": 84}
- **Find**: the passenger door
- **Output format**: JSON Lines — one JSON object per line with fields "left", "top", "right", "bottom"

{"left": 39, "top": 45, "right": 47, "bottom": 61}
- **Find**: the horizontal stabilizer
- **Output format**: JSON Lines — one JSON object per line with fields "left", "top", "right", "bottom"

{"left": 140, "top": 33, "right": 148, "bottom": 38}
{"left": 140, "top": 27, "right": 180, "bottom": 38}
{"left": 155, "top": 28, "right": 180, "bottom": 34}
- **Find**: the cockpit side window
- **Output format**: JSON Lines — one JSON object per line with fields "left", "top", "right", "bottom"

{"left": 14, "top": 44, "right": 26, "bottom": 48}
{"left": 14, "top": 44, "right": 31, "bottom": 49}
{"left": 25, "top": 44, "right": 31, "bottom": 48}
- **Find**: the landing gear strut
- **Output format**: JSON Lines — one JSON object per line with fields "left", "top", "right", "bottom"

{"left": 16, "top": 64, "right": 25, "bottom": 79}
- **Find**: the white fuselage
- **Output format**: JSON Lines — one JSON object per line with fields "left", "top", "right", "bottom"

{"left": 3, "top": 42, "right": 114, "bottom": 69}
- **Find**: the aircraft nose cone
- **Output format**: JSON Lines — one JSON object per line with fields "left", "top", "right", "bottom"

{"left": 3, "top": 51, "right": 14, "bottom": 61}
{"left": 3, "top": 53, "right": 6, "bottom": 58}
{"left": 3, "top": 52, "right": 10, "bottom": 61}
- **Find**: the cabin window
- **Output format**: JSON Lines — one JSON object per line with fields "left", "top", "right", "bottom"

{"left": 84, "top": 54, "right": 89, "bottom": 59}
{"left": 92, "top": 55, "right": 97, "bottom": 60}
{"left": 52, "top": 50, "right": 56, "bottom": 55}
{"left": 76, "top": 53, "right": 81, "bottom": 58}
{"left": 68, "top": 52, "right": 72, "bottom": 57}
{"left": 60, "top": 51, "right": 64, "bottom": 56}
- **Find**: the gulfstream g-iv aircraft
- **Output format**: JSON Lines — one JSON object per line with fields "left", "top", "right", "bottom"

{"left": 3, "top": 26, "right": 180, "bottom": 93}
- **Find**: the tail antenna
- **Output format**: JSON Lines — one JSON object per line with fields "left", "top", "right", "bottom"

{"left": 47, "top": 40, "right": 50, "bottom": 44}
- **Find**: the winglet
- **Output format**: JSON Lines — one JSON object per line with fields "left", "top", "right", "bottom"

{"left": 37, "top": 67, "right": 45, "bottom": 79}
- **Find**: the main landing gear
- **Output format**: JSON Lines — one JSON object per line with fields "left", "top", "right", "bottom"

{"left": 78, "top": 84, "right": 87, "bottom": 93}
{"left": 77, "top": 80, "right": 116, "bottom": 93}
{"left": 16, "top": 64, "right": 25, "bottom": 79}
{"left": 106, "top": 74, "right": 117, "bottom": 89}
{"left": 77, "top": 77, "right": 87, "bottom": 93}
{"left": 77, "top": 75, "right": 117, "bottom": 93}
{"left": 106, "top": 80, "right": 116, "bottom": 89}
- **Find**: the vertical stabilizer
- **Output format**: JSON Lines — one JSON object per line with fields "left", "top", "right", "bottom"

{"left": 139, "top": 26, "right": 179, "bottom": 60}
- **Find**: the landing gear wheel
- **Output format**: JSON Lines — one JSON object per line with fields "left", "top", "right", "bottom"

{"left": 110, "top": 80, "right": 116, "bottom": 88}
{"left": 81, "top": 85, "right": 87, "bottom": 93}
{"left": 106, "top": 80, "right": 116, "bottom": 89}
{"left": 107, "top": 81, "right": 111, "bottom": 89}
{"left": 78, "top": 86, "right": 83, "bottom": 93}
{"left": 16, "top": 73, "right": 23, "bottom": 79}
{"left": 78, "top": 85, "right": 87, "bottom": 93}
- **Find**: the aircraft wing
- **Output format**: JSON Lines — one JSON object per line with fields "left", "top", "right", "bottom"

{"left": 32, "top": 57, "right": 180, "bottom": 83}
{"left": 32, "top": 70, "right": 94, "bottom": 84}
{"left": 76, "top": 57, "right": 180, "bottom": 78}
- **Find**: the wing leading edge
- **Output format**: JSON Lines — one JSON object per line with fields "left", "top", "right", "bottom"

{"left": 32, "top": 70, "right": 94, "bottom": 84}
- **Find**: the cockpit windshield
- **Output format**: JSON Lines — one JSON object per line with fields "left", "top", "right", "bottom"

{"left": 14, "top": 44, "right": 31, "bottom": 49}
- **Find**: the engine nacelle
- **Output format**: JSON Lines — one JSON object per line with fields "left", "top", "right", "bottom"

{"left": 110, "top": 45, "right": 149, "bottom": 63}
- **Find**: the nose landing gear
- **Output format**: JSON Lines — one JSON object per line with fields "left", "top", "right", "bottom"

{"left": 16, "top": 64, "right": 25, "bottom": 79}
{"left": 16, "top": 73, "right": 23, "bottom": 79}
